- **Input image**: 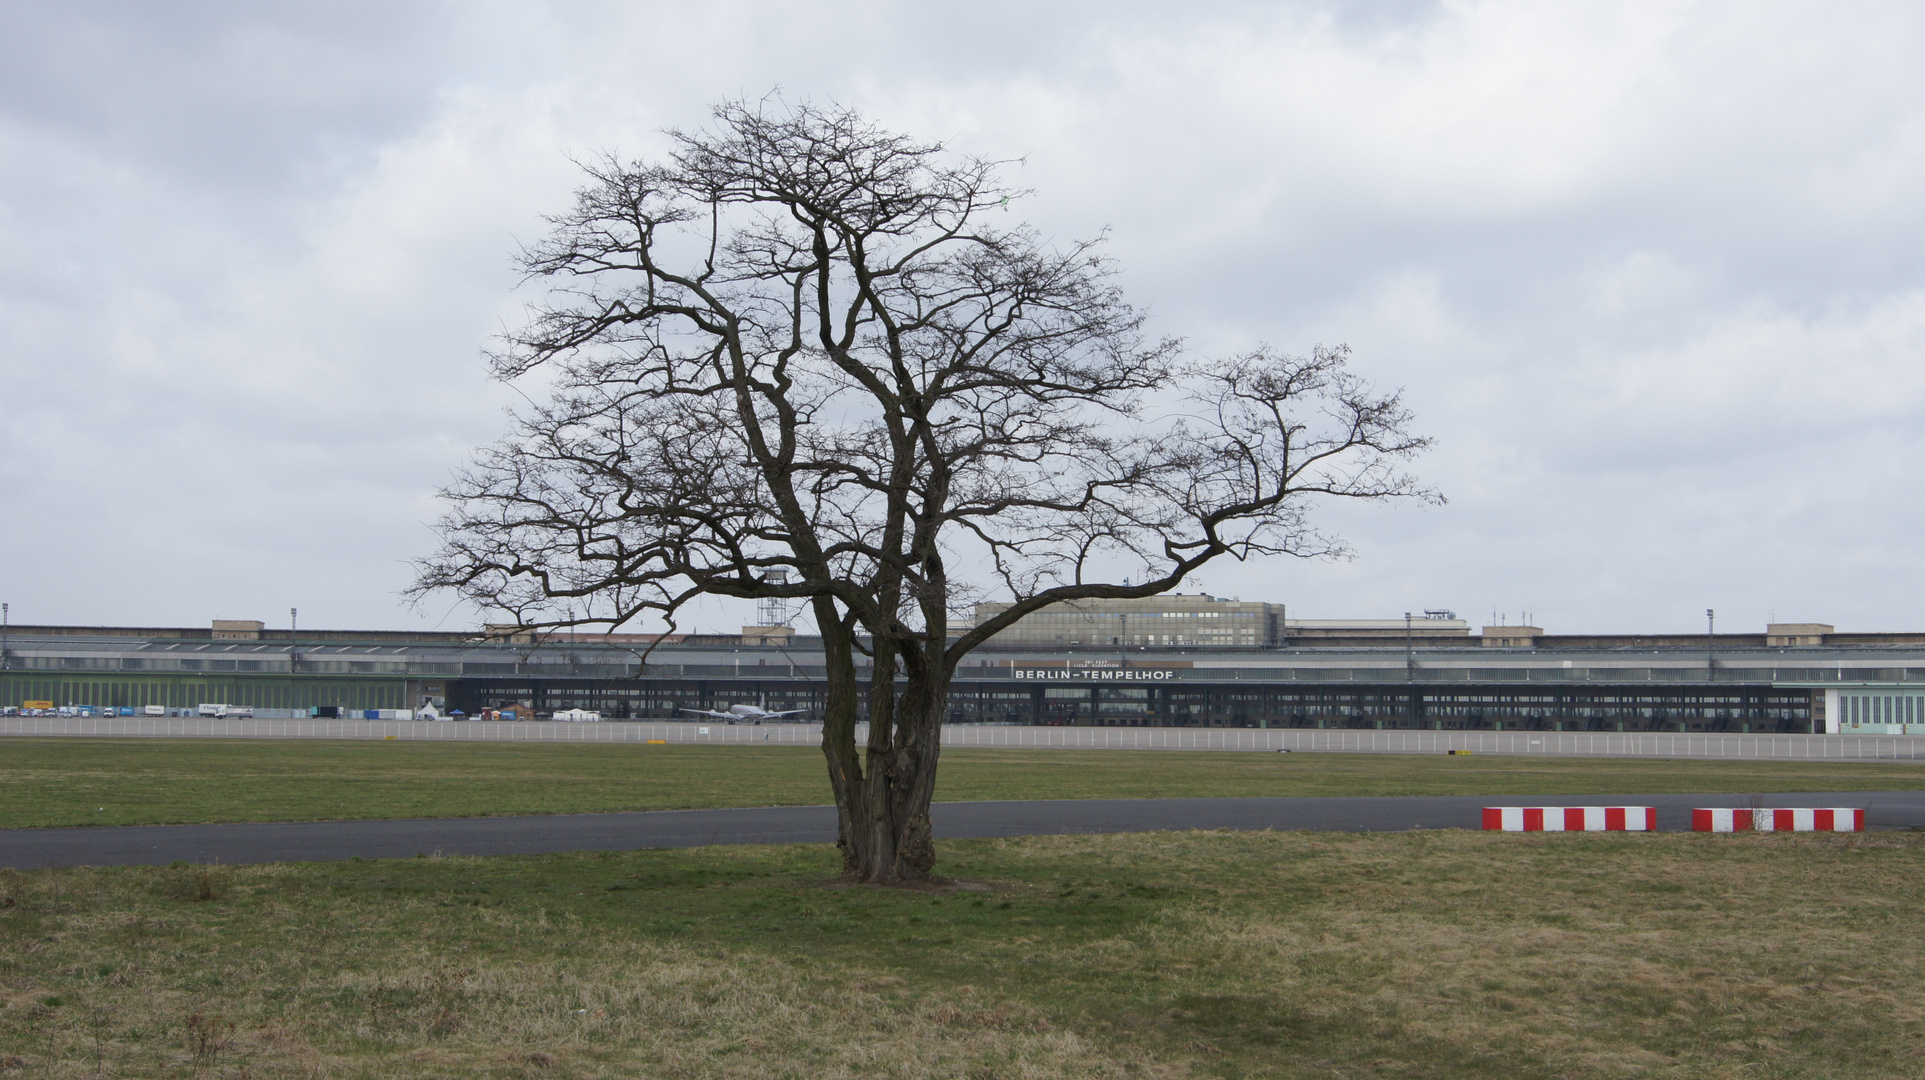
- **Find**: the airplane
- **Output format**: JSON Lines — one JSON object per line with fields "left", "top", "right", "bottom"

{"left": 679, "top": 703, "right": 810, "bottom": 723}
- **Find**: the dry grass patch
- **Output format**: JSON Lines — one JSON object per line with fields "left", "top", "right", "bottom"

{"left": 939, "top": 830, "right": 1925, "bottom": 1077}
{"left": 0, "top": 856, "right": 1166, "bottom": 1079}
{"left": 3, "top": 832, "right": 1923, "bottom": 1077}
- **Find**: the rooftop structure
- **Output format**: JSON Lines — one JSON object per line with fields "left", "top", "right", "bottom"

{"left": 971, "top": 596, "right": 1285, "bottom": 648}
{"left": 1288, "top": 614, "right": 1470, "bottom": 641}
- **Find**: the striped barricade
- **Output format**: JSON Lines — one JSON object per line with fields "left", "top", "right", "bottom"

{"left": 1691, "top": 808, "right": 1864, "bottom": 833}
{"left": 1482, "top": 806, "right": 1656, "bottom": 832}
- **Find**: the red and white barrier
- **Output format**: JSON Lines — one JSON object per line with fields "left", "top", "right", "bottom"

{"left": 1482, "top": 806, "right": 1656, "bottom": 832}
{"left": 1691, "top": 808, "right": 1864, "bottom": 833}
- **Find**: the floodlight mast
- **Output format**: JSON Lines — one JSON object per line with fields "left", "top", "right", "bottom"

{"left": 757, "top": 571, "right": 793, "bottom": 629}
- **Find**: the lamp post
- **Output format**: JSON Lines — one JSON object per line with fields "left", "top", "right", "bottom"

{"left": 1706, "top": 608, "right": 1715, "bottom": 682}
{"left": 2, "top": 601, "right": 8, "bottom": 671}
{"left": 1404, "top": 611, "right": 1415, "bottom": 681}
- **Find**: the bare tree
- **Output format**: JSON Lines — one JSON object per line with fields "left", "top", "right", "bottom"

{"left": 414, "top": 98, "right": 1438, "bottom": 884}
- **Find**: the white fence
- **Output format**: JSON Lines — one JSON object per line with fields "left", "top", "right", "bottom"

{"left": 3, "top": 718, "right": 1924, "bottom": 759}
{"left": 956, "top": 726, "right": 1925, "bottom": 760}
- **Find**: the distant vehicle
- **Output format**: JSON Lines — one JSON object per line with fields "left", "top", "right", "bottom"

{"left": 552, "top": 708, "right": 602, "bottom": 722}
{"left": 679, "top": 703, "right": 809, "bottom": 723}
{"left": 197, "top": 703, "right": 226, "bottom": 717}
{"left": 143, "top": 705, "right": 166, "bottom": 716}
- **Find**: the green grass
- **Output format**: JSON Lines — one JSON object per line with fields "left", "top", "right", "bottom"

{"left": 3, "top": 829, "right": 1921, "bottom": 1077}
{"left": 3, "top": 738, "right": 1923, "bottom": 828}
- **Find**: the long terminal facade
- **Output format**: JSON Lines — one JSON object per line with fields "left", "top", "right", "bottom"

{"left": 3, "top": 602, "right": 1923, "bottom": 736}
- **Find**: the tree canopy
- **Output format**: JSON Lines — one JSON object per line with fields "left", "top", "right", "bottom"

{"left": 416, "top": 98, "right": 1437, "bottom": 882}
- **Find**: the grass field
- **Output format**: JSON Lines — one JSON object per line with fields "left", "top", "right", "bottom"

{"left": 2, "top": 828, "right": 1919, "bottom": 1078}
{"left": 3, "top": 738, "right": 1924, "bottom": 829}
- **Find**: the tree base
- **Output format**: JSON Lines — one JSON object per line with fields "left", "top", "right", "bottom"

{"left": 821, "top": 876, "right": 1001, "bottom": 894}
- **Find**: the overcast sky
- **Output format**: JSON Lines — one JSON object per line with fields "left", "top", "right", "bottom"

{"left": 3, "top": 1, "right": 1923, "bottom": 636}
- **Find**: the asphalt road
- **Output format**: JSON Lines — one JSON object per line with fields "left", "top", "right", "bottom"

{"left": 3, "top": 792, "right": 1921, "bottom": 869}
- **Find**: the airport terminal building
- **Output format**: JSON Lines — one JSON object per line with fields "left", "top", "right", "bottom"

{"left": 4, "top": 599, "right": 1924, "bottom": 736}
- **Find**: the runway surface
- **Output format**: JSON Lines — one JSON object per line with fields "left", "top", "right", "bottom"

{"left": 5, "top": 791, "right": 1921, "bottom": 869}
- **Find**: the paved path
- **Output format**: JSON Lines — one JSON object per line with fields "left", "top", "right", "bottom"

{"left": 8, "top": 718, "right": 1924, "bottom": 760}
{"left": 4, "top": 792, "right": 1921, "bottom": 869}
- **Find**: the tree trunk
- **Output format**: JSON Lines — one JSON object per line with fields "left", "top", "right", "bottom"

{"left": 818, "top": 619, "right": 948, "bottom": 883}
{"left": 843, "top": 682, "right": 944, "bottom": 884}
